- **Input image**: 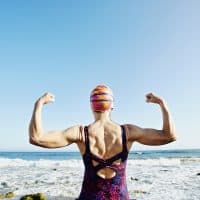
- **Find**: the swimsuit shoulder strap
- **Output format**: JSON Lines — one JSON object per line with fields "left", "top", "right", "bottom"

{"left": 121, "top": 125, "right": 128, "bottom": 153}
{"left": 84, "top": 126, "right": 90, "bottom": 153}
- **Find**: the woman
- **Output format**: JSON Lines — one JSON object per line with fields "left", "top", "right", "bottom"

{"left": 29, "top": 85, "right": 177, "bottom": 200}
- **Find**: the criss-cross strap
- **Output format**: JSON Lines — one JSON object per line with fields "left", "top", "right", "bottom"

{"left": 90, "top": 150, "right": 124, "bottom": 165}
{"left": 94, "top": 162, "right": 118, "bottom": 172}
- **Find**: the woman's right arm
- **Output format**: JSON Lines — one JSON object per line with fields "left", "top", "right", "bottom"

{"left": 29, "top": 93, "right": 82, "bottom": 148}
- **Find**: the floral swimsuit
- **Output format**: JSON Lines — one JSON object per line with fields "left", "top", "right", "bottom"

{"left": 77, "top": 125, "right": 130, "bottom": 200}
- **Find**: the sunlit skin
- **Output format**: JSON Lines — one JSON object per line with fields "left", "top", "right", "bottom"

{"left": 29, "top": 91, "right": 177, "bottom": 179}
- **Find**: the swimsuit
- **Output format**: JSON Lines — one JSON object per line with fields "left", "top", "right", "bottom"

{"left": 77, "top": 125, "right": 130, "bottom": 200}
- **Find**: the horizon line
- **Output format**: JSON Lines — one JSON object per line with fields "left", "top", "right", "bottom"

{"left": 0, "top": 148, "right": 199, "bottom": 153}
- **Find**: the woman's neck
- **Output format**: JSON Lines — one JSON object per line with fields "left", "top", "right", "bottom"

{"left": 93, "top": 111, "right": 111, "bottom": 122}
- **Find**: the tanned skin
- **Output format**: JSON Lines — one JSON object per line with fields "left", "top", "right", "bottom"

{"left": 29, "top": 92, "right": 177, "bottom": 179}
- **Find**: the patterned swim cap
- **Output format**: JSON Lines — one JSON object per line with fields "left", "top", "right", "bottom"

{"left": 90, "top": 85, "right": 114, "bottom": 112}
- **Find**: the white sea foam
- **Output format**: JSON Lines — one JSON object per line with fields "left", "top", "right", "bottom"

{"left": 1, "top": 157, "right": 199, "bottom": 168}
{"left": 0, "top": 157, "right": 199, "bottom": 200}
{"left": 0, "top": 158, "right": 84, "bottom": 168}
{"left": 128, "top": 158, "right": 181, "bottom": 166}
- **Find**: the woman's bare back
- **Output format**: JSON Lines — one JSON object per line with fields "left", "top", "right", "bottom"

{"left": 77, "top": 121, "right": 131, "bottom": 179}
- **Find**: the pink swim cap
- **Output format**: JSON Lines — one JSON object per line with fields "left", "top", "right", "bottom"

{"left": 90, "top": 85, "right": 114, "bottom": 112}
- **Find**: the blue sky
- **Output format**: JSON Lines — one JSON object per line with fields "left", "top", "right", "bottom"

{"left": 0, "top": 0, "right": 199, "bottom": 151}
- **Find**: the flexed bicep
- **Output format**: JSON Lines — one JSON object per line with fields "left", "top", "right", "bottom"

{"left": 125, "top": 93, "right": 177, "bottom": 146}
{"left": 29, "top": 92, "right": 82, "bottom": 148}
{"left": 31, "top": 125, "right": 82, "bottom": 148}
{"left": 126, "top": 124, "right": 175, "bottom": 146}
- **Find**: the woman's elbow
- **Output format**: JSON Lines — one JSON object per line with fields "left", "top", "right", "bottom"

{"left": 167, "top": 133, "right": 177, "bottom": 143}
{"left": 29, "top": 136, "right": 39, "bottom": 146}
{"left": 29, "top": 138, "right": 36, "bottom": 145}
{"left": 161, "top": 130, "right": 177, "bottom": 144}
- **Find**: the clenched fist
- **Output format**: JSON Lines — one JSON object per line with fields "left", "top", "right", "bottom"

{"left": 145, "top": 93, "right": 164, "bottom": 105}
{"left": 37, "top": 92, "right": 55, "bottom": 105}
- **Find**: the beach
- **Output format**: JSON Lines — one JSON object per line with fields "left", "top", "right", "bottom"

{"left": 0, "top": 150, "right": 200, "bottom": 200}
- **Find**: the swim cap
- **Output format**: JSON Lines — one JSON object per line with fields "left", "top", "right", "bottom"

{"left": 90, "top": 85, "right": 114, "bottom": 112}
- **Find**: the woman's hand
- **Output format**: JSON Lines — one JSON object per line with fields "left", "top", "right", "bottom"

{"left": 36, "top": 92, "right": 55, "bottom": 105}
{"left": 145, "top": 92, "right": 164, "bottom": 105}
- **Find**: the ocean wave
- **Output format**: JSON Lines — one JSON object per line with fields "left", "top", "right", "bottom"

{"left": 127, "top": 158, "right": 181, "bottom": 166}
{"left": 180, "top": 157, "right": 200, "bottom": 163}
{"left": 0, "top": 157, "right": 199, "bottom": 168}
{"left": 0, "top": 158, "right": 84, "bottom": 168}
{"left": 0, "top": 156, "right": 200, "bottom": 200}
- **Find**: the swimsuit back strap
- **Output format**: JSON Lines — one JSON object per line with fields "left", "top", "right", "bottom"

{"left": 94, "top": 162, "right": 118, "bottom": 172}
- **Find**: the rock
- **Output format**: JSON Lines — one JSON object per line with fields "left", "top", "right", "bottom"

{"left": 134, "top": 189, "right": 147, "bottom": 194}
{"left": 130, "top": 177, "right": 139, "bottom": 181}
{"left": 1, "top": 182, "right": 8, "bottom": 187}
{"left": 21, "top": 197, "right": 32, "bottom": 200}
{"left": 20, "top": 193, "right": 47, "bottom": 200}
{"left": 196, "top": 173, "right": 200, "bottom": 176}
{"left": 5, "top": 192, "right": 15, "bottom": 198}
{"left": 160, "top": 169, "right": 169, "bottom": 172}
{"left": 0, "top": 192, "right": 15, "bottom": 199}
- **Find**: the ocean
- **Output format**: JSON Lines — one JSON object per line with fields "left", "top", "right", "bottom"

{"left": 0, "top": 149, "right": 199, "bottom": 200}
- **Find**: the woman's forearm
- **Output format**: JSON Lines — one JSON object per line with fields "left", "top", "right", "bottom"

{"left": 159, "top": 101, "right": 177, "bottom": 140}
{"left": 29, "top": 101, "right": 44, "bottom": 142}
